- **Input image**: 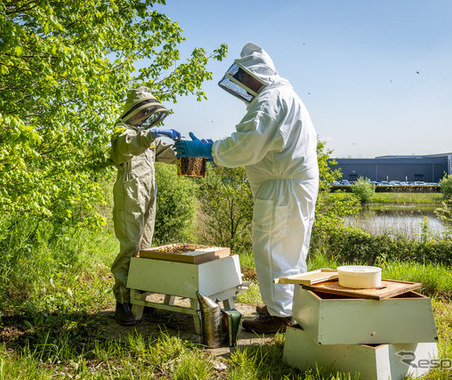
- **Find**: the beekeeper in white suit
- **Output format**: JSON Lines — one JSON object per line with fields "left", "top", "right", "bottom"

{"left": 175, "top": 43, "right": 319, "bottom": 333}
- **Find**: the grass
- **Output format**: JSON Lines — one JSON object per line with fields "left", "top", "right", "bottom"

{"left": 0, "top": 218, "right": 451, "bottom": 379}
{"left": 381, "top": 260, "right": 452, "bottom": 298}
{"left": 330, "top": 190, "right": 444, "bottom": 205}
{"left": 371, "top": 192, "right": 444, "bottom": 205}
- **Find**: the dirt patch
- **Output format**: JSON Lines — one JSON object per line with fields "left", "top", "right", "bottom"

{"left": 0, "top": 325, "right": 27, "bottom": 342}
{"left": 100, "top": 301, "right": 276, "bottom": 355}
{"left": 1, "top": 300, "right": 276, "bottom": 357}
{"left": 242, "top": 268, "right": 257, "bottom": 281}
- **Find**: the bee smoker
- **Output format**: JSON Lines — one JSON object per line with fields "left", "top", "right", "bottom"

{"left": 196, "top": 291, "right": 223, "bottom": 348}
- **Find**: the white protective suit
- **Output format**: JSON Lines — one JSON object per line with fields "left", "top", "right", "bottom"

{"left": 212, "top": 43, "right": 319, "bottom": 317}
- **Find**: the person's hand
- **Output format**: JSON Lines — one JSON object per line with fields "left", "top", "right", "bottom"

{"left": 174, "top": 132, "right": 213, "bottom": 159}
{"left": 189, "top": 132, "right": 213, "bottom": 144}
{"left": 150, "top": 127, "right": 181, "bottom": 141}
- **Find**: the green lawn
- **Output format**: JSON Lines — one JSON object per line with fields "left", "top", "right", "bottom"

{"left": 371, "top": 192, "right": 444, "bottom": 205}
{"left": 0, "top": 228, "right": 451, "bottom": 379}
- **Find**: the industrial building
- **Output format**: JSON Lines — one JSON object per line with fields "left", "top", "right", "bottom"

{"left": 329, "top": 153, "right": 452, "bottom": 183}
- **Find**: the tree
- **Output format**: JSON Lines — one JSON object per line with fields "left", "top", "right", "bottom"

{"left": 198, "top": 165, "right": 254, "bottom": 251}
{"left": 0, "top": 0, "right": 227, "bottom": 229}
{"left": 312, "top": 140, "right": 359, "bottom": 243}
{"left": 316, "top": 139, "right": 342, "bottom": 194}
{"left": 351, "top": 176, "right": 375, "bottom": 204}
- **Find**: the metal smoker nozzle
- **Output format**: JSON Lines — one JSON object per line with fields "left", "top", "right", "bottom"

{"left": 196, "top": 291, "right": 222, "bottom": 348}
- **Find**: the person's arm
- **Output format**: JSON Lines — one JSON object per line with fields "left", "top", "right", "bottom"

{"left": 212, "top": 107, "right": 284, "bottom": 168}
{"left": 110, "top": 124, "right": 156, "bottom": 166}
{"left": 155, "top": 139, "right": 177, "bottom": 164}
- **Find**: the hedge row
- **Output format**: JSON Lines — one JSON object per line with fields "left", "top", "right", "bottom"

{"left": 311, "top": 226, "right": 452, "bottom": 266}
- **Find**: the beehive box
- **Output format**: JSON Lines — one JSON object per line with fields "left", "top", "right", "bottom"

{"left": 292, "top": 287, "right": 438, "bottom": 345}
{"left": 127, "top": 254, "right": 242, "bottom": 299}
{"left": 283, "top": 325, "right": 438, "bottom": 380}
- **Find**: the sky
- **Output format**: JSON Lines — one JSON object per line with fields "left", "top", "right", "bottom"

{"left": 149, "top": 0, "right": 452, "bottom": 158}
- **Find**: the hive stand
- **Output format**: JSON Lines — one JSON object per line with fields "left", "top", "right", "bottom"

{"left": 127, "top": 255, "right": 245, "bottom": 334}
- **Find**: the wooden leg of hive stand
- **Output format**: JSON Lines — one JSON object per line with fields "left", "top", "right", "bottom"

{"left": 191, "top": 298, "right": 202, "bottom": 335}
{"left": 130, "top": 289, "right": 146, "bottom": 320}
{"left": 223, "top": 298, "right": 235, "bottom": 310}
{"left": 164, "top": 294, "right": 176, "bottom": 305}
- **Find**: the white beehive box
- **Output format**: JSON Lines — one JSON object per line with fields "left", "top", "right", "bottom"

{"left": 283, "top": 325, "right": 438, "bottom": 380}
{"left": 127, "top": 254, "right": 242, "bottom": 299}
{"left": 292, "top": 286, "right": 438, "bottom": 345}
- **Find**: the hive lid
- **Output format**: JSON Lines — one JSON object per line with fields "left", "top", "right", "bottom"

{"left": 301, "top": 279, "right": 422, "bottom": 300}
{"left": 274, "top": 268, "right": 338, "bottom": 285}
{"left": 140, "top": 244, "right": 230, "bottom": 264}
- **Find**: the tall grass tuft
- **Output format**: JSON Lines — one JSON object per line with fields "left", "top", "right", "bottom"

{"left": 228, "top": 334, "right": 289, "bottom": 379}
{"left": 381, "top": 260, "right": 452, "bottom": 298}
{"left": 0, "top": 215, "right": 117, "bottom": 313}
{"left": 429, "top": 299, "right": 452, "bottom": 379}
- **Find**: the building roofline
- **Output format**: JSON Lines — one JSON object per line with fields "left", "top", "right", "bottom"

{"left": 332, "top": 152, "right": 452, "bottom": 160}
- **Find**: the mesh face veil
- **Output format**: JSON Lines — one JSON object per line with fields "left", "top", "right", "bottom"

{"left": 218, "top": 63, "right": 260, "bottom": 103}
{"left": 119, "top": 88, "right": 169, "bottom": 130}
{"left": 136, "top": 110, "right": 167, "bottom": 129}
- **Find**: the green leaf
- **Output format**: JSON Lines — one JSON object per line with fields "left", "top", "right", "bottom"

{"left": 0, "top": 0, "right": 227, "bottom": 229}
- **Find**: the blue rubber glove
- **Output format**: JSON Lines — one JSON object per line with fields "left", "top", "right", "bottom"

{"left": 174, "top": 132, "right": 213, "bottom": 160}
{"left": 150, "top": 127, "right": 181, "bottom": 141}
{"left": 188, "top": 132, "right": 214, "bottom": 161}
{"left": 189, "top": 132, "right": 213, "bottom": 144}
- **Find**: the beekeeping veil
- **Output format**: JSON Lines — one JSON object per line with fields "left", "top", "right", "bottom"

{"left": 119, "top": 86, "right": 169, "bottom": 129}
{"left": 218, "top": 43, "right": 278, "bottom": 103}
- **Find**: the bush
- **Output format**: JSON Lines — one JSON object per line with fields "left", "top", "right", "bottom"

{"left": 435, "top": 201, "right": 452, "bottom": 235}
{"left": 197, "top": 166, "right": 253, "bottom": 251}
{"left": 311, "top": 225, "right": 452, "bottom": 267}
{"left": 439, "top": 174, "right": 452, "bottom": 199}
{"left": 154, "top": 163, "right": 198, "bottom": 244}
{"left": 312, "top": 139, "right": 361, "bottom": 244}
{"left": 351, "top": 177, "right": 375, "bottom": 204}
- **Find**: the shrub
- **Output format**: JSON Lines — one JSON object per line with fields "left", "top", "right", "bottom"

{"left": 197, "top": 165, "right": 253, "bottom": 251}
{"left": 439, "top": 174, "right": 452, "bottom": 199}
{"left": 435, "top": 201, "right": 452, "bottom": 235}
{"left": 312, "top": 140, "right": 360, "bottom": 243}
{"left": 351, "top": 177, "right": 375, "bottom": 204}
{"left": 311, "top": 225, "right": 452, "bottom": 267}
{"left": 154, "top": 163, "right": 198, "bottom": 244}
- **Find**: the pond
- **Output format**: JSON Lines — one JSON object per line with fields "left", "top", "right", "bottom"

{"left": 344, "top": 207, "right": 449, "bottom": 239}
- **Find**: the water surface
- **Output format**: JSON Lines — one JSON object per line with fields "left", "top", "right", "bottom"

{"left": 344, "top": 207, "right": 448, "bottom": 239}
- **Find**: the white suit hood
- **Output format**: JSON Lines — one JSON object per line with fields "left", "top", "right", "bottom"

{"left": 236, "top": 43, "right": 290, "bottom": 89}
